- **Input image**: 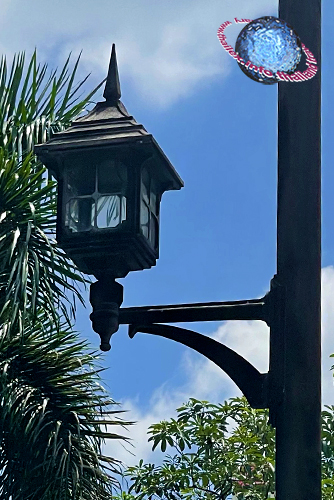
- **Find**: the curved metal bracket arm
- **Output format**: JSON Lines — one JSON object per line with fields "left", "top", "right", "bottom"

{"left": 129, "top": 323, "right": 268, "bottom": 409}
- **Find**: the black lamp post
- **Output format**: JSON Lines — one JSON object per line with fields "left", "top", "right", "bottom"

{"left": 35, "top": 0, "right": 321, "bottom": 496}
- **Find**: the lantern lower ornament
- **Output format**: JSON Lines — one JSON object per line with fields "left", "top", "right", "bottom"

{"left": 89, "top": 279, "right": 124, "bottom": 351}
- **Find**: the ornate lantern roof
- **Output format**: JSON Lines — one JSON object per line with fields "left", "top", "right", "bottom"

{"left": 37, "top": 44, "right": 183, "bottom": 192}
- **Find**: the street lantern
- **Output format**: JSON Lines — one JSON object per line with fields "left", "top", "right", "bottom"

{"left": 35, "top": 44, "right": 183, "bottom": 350}
{"left": 35, "top": 44, "right": 183, "bottom": 281}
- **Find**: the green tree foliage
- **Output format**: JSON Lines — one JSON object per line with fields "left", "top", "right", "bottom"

{"left": 0, "top": 320, "right": 126, "bottom": 500}
{"left": 322, "top": 403, "right": 334, "bottom": 498}
{"left": 0, "top": 51, "right": 128, "bottom": 500}
{"left": 121, "top": 397, "right": 334, "bottom": 500}
{"left": 124, "top": 398, "right": 275, "bottom": 500}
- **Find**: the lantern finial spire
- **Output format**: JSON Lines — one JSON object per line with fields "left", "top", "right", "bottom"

{"left": 103, "top": 44, "right": 121, "bottom": 103}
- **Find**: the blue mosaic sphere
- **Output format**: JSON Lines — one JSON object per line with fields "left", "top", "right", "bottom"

{"left": 235, "top": 16, "right": 302, "bottom": 84}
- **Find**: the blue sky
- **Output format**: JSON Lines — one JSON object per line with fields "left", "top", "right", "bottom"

{"left": 1, "top": 0, "right": 333, "bottom": 465}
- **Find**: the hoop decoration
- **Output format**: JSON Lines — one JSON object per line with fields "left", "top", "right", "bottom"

{"left": 217, "top": 17, "right": 318, "bottom": 83}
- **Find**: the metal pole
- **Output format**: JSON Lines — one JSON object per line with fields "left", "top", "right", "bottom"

{"left": 276, "top": 0, "right": 321, "bottom": 498}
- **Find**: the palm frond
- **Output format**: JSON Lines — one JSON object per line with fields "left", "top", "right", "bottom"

{"left": 0, "top": 49, "right": 130, "bottom": 499}
{"left": 0, "top": 316, "right": 130, "bottom": 500}
{"left": 0, "top": 50, "right": 104, "bottom": 160}
{"left": 0, "top": 49, "right": 106, "bottom": 330}
{"left": 0, "top": 149, "right": 87, "bottom": 334}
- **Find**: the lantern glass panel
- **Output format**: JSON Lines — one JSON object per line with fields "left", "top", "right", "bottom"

{"left": 98, "top": 160, "right": 127, "bottom": 194}
{"left": 64, "top": 159, "right": 128, "bottom": 233}
{"left": 150, "top": 188, "right": 157, "bottom": 214}
{"left": 150, "top": 215, "right": 158, "bottom": 249}
{"left": 140, "top": 199, "right": 149, "bottom": 239}
{"left": 65, "top": 198, "right": 93, "bottom": 232}
{"left": 140, "top": 167, "right": 159, "bottom": 249}
{"left": 67, "top": 165, "right": 95, "bottom": 196}
{"left": 141, "top": 167, "right": 149, "bottom": 205}
{"left": 96, "top": 195, "right": 127, "bottom": 228}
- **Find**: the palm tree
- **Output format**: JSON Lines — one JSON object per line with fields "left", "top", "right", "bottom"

{"left": 0, "top": 51, "right": 128, "bottom": 499}
{"left": 0, "top": 50, "right": 102, "bottom": 330}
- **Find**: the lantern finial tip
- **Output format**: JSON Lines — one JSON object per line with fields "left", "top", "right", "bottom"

{"left": 103, "top": 44, "right": 121, "bottom": 103}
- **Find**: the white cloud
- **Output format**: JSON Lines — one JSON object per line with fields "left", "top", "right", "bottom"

{"left": 0, "top": 0, "right": 277, "bottom": 108}
{"left": 105, "top": 266, "right": 334, "bottom": 466}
